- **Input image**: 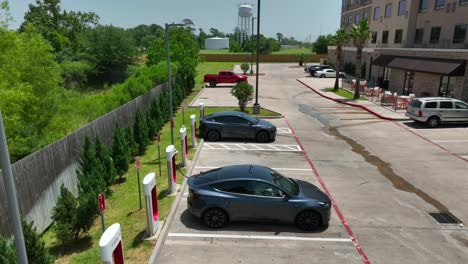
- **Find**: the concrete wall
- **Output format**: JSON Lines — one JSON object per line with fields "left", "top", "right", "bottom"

{"left": 0, "top": 84, "right": 165, "bottom": 236}
{"left": 413, "top": 72, "right": 441, "bottom": 96}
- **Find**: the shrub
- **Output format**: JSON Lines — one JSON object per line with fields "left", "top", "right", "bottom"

{"left": 112, "top": 123, "right": 130, "bottom": 176}
{"left": 231, "top": 82, "right": 254, "bottom": 112}
{"left": 60, "top": 61, "right": 92, "bottom": 90}
{"left": 124, "top": 126, "right": 138, "bottom": 158}
{"left": 146, "top": 112, "right": 157, "bottom": 140}
{"left": 133, "top": 109, "right": 149, "bottom": 155}
{"left": 296, "top": 53, "right": 305, "bottom": 66}
{"left": 95, "top": 136, "right": 117, "bottom": 189}
{"left": 0, "top": 235, "right": 16, "bottom": 264}
{"left": 22, "top": 218, "right": 54, "bottom": 264}
{"left": 241, "top": 63, "right": 249, "bottom": 74}
{"left": 51, "top": 185, "right": 78, "bottom": 243}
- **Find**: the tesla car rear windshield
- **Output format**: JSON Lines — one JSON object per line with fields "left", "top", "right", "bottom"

{"left": 269, "top": 170, "right": 299, "bottom": 195}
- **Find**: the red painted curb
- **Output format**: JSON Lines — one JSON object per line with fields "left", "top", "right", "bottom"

{"left": 283, "top": 116, "right": 372, "bottom": 264}
{"left": 297, "top": 79, "right": 468, "bottom": 163}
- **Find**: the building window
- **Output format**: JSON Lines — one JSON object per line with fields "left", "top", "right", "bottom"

{"left": 382, "top": 31, "right": 389, "bottom": 43}
{"left": 374, "top": 7, "right": 381, "bottom": 20}
{"left": 460, "top": 0, "right": 468, "bottom": 6}
{"left": 453, "top": 24, "right": 467, "bottom": 43}
{"left": 398, "top": 0, "right": 407, "bottom": 15}
{"left": 385, "top": 3, "right": 393, "bottom": 17}
{"left": 364, "top": 11, "right": 369, "bottom": 20}
{"left": 430, "top": 27, "right": 441, "bottom": 43}
{"left": 394, "top": 29, "right": 403, "bottom": 43}
{"left": 342, "top": 0, "right": 347, "bottom": 8}
{"left": 435, "top": 0, "right": 445, "bottom": 9}
{"left": 349, "top": 16, "right": 352, "bottom": 25}
{"left": 414, "top": 28, "right": 424, "bottom": 44}
{"left": 419, "top": 0, "right": 428, "bottom": 11}
{"left": 355, "top": 14, "right": 360, "bottom": 23}
{"left": 372, "top": 32, "right": 378, "bottom": 43}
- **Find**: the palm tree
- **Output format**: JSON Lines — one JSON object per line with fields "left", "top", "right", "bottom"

{"left": 332, "top": 29, "right": 350, "bottom": 91}
{"left": 350, "top": 19, "right": 371, "bottom": 99}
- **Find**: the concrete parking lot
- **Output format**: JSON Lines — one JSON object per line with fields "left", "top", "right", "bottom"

{"left": 152, "top": 64, "right": 468, "bottom": 264}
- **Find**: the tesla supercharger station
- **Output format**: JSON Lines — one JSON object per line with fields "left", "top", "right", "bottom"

{"left": 166, "top": 145, "right": 178, "bottom": 194}
{"left": 180, "top": 126, "right": 188, "bottom": 167}
{"left": 143, "top": 172, "right": 159, "bottom": 236}
{"left": 199, "top": 102, "right": 205, "bottom": 117}
{"left": 99, "top": 223, "right": 125, "bottom": 264}
{"left": 190, "top": 114, "right": 197, "bottom": 147}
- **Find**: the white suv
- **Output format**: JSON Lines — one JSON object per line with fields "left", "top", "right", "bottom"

{"left": 406, "top": 97, "right": 468, "bottom": 128}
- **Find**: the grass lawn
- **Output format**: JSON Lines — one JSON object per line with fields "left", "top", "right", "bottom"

{"left": 326, "top": 88, "right": 366, "bottom": 101}
{"left": 42, "top": 61, "right": 279, "bottom": 263}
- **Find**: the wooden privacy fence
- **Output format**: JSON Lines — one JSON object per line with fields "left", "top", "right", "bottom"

{"left": 0, "top": 83, "right": 165, "bottom": 237}
{"left": 200, "top": 53, "right": 327, "bottom": 63}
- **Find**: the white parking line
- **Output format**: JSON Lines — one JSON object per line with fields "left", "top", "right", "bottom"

{"left": 203, "top": 143, "right": 302, "bottom": 152}
{"left": 195, "top": 166, "right": 312, "bottom": 171}
{"left": 168, "top": 233, "right": 352, "bottom": 242}
{"left": 433, "top": 140, "right": 468, "bottom": 143}
{"left": 276, "top": 128, "right": 292, "bottom": 134}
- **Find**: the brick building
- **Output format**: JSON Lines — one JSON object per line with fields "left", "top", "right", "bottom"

{"left": 329, "top": 0, "right": 468, "bottom": 101}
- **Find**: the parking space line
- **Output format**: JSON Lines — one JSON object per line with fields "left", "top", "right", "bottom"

{"left": 168, "top": 233, "right": 352, "bottom": 242}
{"left": 236, "top": 144, "right": 248, "bottom": 150}
{"left": 195, "top": 166, "right": 312, "bottom": 171}
{"left": 433, "top": 140, "right": 468, "bottom": 143}
{"left": 219, "top": 144, "right": 231, "bottom": 150}
{"left": 267, "top": 144, "right": 281, "bottom": 150}
{"left": 250, "top": 144, "right": 264, "bottom": 150}
{"left": 203, "top": 143, "right": 302, "bottom": 152}
{"left": 277, "top": 128, "right": 292, "bottom": 134}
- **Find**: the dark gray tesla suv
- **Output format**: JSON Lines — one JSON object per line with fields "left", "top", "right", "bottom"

{"left": 199, "top": 111, "right": 276, "bottom": 142}
{"left": 187, "top": 165, "right": 331, "bottom": 231}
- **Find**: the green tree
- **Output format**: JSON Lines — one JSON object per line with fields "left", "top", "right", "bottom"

{"left": 197, "top": 28, "right": 208, "bottom": 49}
{"left": 95, "top": 136, "right": 116, "bottom": 190}
{"left": 312, "top": 34, "right": 333, "bottom": 54}
{"left": 331, "top": 29, "right": 350, "bottom": 91}
{"left": 124, "top": 126, "right": 138, "bottom": 158}
{"left": 22, "top": 218, "right": 54, "bottom": 264}
{"left": 0, "top": 0, "right": 12, "bottom": 29}
{"left": 0, "top": 235, "right": 16, "bottom": 264}
{"left": 241, "top": 63, "right": 250, "bottom": 74}
{"left": 77, "top": 137, "right": 106, "bottom": 196}
{"left": 146, "top": 112, "right": 157, "bottom": 140}
{"left": 82, "top": 25, "right": 136, "bottom": 83}
{"left": 276, "top": 32, "right": 284, "bottom": 43}
{"left": 133, "top": 109, "right": 149, "bottom": 155}
{"left": 51, "top": 185, "right": 78, "bottom": 243}
{"left": 350, "top": 19, "right": 371, "bottom": 99}
{"left": 128, "top": 24, "right": 163, "bottom": 50}
{"left": 112, "top": 123, "right": 129, "bottom": 176}
{"left": 149, "top": 97, "right": 164, "bottom": 132}
{"left": 231, "top": 82, "right": 253, "bottom": 112}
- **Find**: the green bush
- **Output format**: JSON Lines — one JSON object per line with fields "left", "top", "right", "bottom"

{"left": 133, "top": 109, "right": 149, "bottom": 155}
{"left": 60, "top": 61, "right": 93, "bottom": 90}
{"left": 51, "top": 185, "right": 78, "bottom": 243}
{"left": 296, "top": 53, "right": 305, "bottom": 66}
{"left": 95, "top": 136, "right": 117, "bottom": 190}
{"left": 22, "top": 218, "right": 54, "bottom": 264}
{"left": 240, "top": 63, "right": 249, "bottom": 74}
{"left": 112, "top": 123, "right": 130, "bottom": 176}
{"left": 231, "top": 82, "right": 254, "bottom": 112}
{"left": 124, "top": 126, "right": 138, "bottom": 158}
{"left": 0, "top": 235, "right": 16, "bottom": 264}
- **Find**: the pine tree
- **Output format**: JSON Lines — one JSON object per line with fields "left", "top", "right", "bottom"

{"left": 22, "top": 218, "right": 54, "bottom": 264}
{"left": 159, "top": 91, "right": 169, "bottom": 122}
{"left": 75, "top": 193, "right": 96, "bottom": 238}
{"left": 0, "top": 235, "right": 16, "bottom": 264}
{"left": 124, "top": 126, "right": 138, "bottom": 159}
{"left": 79, "top": 137, "right": 94, "bottom": 177}
{"left": 51, "top": 185, "right": 78, "bottom": 243}
{"left": 95, "top": 136, "right": 117, "bottom": 189}
{"left": 149, "top": 98, "right": 164, "bottom": 132}
{"left": 146, "top": 112, "right": 157, "bottom": 140}
{"left": 133, "top": 109, "right": 149, "bottom": 155}
{"left": 112, "top": 123, "right": 129, "bottom": 177}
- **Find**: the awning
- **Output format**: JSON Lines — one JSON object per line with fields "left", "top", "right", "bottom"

{"left": 386, "top": 57, "right": 466, "bottom": 76}
{"left": 371, "top": 55, "right": 394, "bottom": 66}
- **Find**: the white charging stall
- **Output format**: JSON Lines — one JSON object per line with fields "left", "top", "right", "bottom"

{"left": 180, "top": 126, "right": 188, "bottom": 167}
{"left": 99, "top": 223, "right": 125, "bottom": 264}
{"left": 199, "top": 102, "right": 205, "bottom": 117}
{"left": 143, "top": 173, "right": 158, "bottom": 236}
{"left": 166, "top": 145, "right": 178, "bottom": 194}
{"left": 190, "top": 114, "right": 197, "bottom": 147}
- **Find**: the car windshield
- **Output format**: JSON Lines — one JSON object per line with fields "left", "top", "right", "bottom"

{"left": 269, "top": 169, "right": 299, "bottom": 195}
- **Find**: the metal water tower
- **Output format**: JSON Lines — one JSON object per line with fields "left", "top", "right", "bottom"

{"left": 238, "top": 3, "right": 253, "bottom": 44}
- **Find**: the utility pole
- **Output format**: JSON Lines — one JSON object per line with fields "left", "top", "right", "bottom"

{"left": 0, "top": 111, "right": 28, "bottom": 264}
{"left": 253, "top": 0, "right": 261, "bottom": 114}
{"left": 250, "top": 17, "right": 256, "bottom": 75}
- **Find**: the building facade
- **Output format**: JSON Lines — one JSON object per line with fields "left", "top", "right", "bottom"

{"left": 332, "top": 0, "right": 468, "bottom": 101}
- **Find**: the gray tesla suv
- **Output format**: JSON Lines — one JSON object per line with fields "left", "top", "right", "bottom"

{"left": 187, "top": 165, "right": 331, "bottom": 231}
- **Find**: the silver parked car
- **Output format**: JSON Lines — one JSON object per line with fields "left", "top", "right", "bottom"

{"left": 314, "top": 69, "right": 346, "bottom": 78}
{"left": 406, "top": 97, "right": 468, "bottom": 128}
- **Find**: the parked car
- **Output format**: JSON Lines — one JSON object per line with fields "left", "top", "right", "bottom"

{"left": 406, "top": 97, "right": 468, "bottom": 128}
{"left": 307, "top": 65, "right": 333, "bottom": 76}
{"left": 187, "top": 165, "right": 331, "bottom": 230}
{"left": 199, "top": 111, "right": 276, "bottom": 142}
{"left": 204, "top": 70, "right": 248, "bottom": 87}
{"left": 314, "top": 69, "right": 346, "bottom": 78}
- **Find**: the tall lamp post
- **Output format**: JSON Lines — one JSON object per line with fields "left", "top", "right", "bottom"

{"left": 253, "top": 0, "right": 261, "bottom": 114}
{"left": 165, "top": 23, "right": 185, "bottom": 145}
{"left": 250, "top": 17, "right": 256, "bottom": 75}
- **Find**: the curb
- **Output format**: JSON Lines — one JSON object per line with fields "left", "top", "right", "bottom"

{"left": 296, "top": 79, "right": 409, "bottom": 121}
{"left": 147, "top": 139, "right": 205, "bottom": 264}
{"left": 188, "top": 86, "right": 206, "bottom": 107}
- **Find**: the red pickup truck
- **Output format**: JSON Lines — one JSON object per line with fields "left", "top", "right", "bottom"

{"left": 204, "top": 70, "right": 248, "bottom": 87}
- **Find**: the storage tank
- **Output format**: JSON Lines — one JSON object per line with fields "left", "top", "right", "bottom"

{"left": 239, "top": 4, "right": 253, "bottom": 17}
{"left": 204, "top": 37, "right": 230, "bottom": 50}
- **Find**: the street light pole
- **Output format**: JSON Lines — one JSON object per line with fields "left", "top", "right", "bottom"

{"left": 165, "top": 23, "right": 184, "bottom": 145}
{"left": 253, "top": 0, "right": 261, "bottom": 114}
{"left": 0, "top": 111, "right": 28, "bottom": 264}
{"left": 250, "top": 17, "right": 256, "bottom": 75}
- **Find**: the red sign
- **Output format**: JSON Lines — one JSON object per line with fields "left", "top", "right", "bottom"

{"left": 136, "top": 159, "right": 141, "bottom": 169}
{"left": 98, "top": 193, "right": 106, "bottom": 213}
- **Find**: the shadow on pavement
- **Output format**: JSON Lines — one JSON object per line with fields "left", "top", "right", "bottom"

{"left": 401, "top": 121, "right": 468, "bottom": 130}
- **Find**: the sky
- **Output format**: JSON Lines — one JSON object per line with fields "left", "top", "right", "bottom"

{"left": 8, "top": 0, "right": 341, "bottom": 42}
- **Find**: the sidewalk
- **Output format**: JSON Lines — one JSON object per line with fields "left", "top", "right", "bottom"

{"left": 297, "top": 77, "right": 410, "bottom": 121}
